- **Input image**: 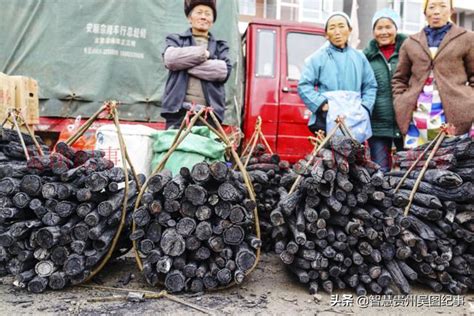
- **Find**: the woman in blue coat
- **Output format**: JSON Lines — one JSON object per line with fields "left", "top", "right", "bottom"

{"left": 298, "top": 12, "right": 377, "bottom": 143}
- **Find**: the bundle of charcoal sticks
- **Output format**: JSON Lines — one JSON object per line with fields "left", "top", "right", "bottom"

{"left": 270, "top": 135, "right": 409, "bottom": 295}
{"left": 386, "top": 135, "right": 474, "bottom": 294}
{"left": 274, "top": 135, "right": 473, "bottom": 295}
{"left": 0, "top": 127, "right": 50, "bottom": 177}
{"left": 393, "top": 136, "right": 474, "bottom": 174}
{"left": 243, "top": 144, "right": 296, "bottom": 251}
{"left": 0, "top": 140, "right": 139, "bottom": 293}
{"left": 133, "top": 161, "right": 260, "bottom": 293}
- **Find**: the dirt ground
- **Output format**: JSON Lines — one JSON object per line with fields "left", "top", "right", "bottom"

{"left": 1, "top": 253, "right": 472, "bottom": 315}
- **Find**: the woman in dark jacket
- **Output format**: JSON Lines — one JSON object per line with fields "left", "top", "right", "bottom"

{"left": 363, "top": 8, "right": 407, "bottom": 172}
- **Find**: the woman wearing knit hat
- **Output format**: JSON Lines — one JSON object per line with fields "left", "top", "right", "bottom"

{"left": 161, "top": 0, "right": 232, "bottom": 129}
{"left": 363, "top": 8, "right": 407, "bottom": 171}
{"left": 298, "top": 12, "right": 377, "bottom": 143}
{"left": 392, "top": 0, "right": 473, "bottom": 148}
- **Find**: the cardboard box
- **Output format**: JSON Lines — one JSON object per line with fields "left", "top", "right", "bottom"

{"left": 0, "top": 72, "right": 16, "bottom": 124}
{"left": 10, "top": 76, "right": 39, "bottom": 125}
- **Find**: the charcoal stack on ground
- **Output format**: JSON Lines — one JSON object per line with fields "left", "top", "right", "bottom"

{"left": 0, "top": 127, "right": 50, "bottom": 178}
{"left": 243, "top": 144, "right": 296, "bottom": 251}
{"left": 133, "top": 161, "right": 259, "bottom": 293}
{"left": 385, "top": 135, "right": 474, "bottom": 294}
{"left": 271, "top": 135, "right": 416, "bottom": 295}
{"left": 393, "top": 136, "right": 474, "bottom": 173}
{"left": 0, "top": 141, "right": 139, "bottom": 293}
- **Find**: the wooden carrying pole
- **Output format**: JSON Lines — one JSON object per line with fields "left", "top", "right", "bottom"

{"left": 1, "top": 109, "right": 44, "bottom": 159}
{"left": 289, "top": 116, "right": 357, "bottom": 195}
{"left": 393, "top": 131, "right": 443, "bottom": 194}
{"left": 239, "top": 116, "right": 274, "bottom": 169}
{"left": 80, "top": 284, "right": 213, "bottom": 315}
{"left": 401, "top": 127, "right": 448, "bottom": 216}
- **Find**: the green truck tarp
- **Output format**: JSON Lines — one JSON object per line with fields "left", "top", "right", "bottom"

{"left": 0, "top": 0, "right": 243, "bottom": 126}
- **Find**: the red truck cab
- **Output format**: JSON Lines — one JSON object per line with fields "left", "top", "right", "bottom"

{"left": 242, "top": 19, "right": 326, "bottom": 163}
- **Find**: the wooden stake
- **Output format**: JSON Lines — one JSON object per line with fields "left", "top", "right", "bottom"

{"left": 403, "top": 131, "right": 446, "bottom": 216}
{"left": 80, "top": 285, "right": 212, "bottom": 315}
{"left": 394, "top": 132, "right": 442, "bottom": 193}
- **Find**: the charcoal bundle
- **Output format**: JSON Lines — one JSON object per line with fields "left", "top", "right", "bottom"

{"left": 133, "top": 161, "right": 259, "bottom": 293}
{"left": 0, "top": 141, "right": 140, "bottom": 293}
{"left": 243, "top": 144, "right": 295, "bottom": 251}
{"left": 393, "top": 135, "right": 474, "bottom": 171}
{"left": 272, "top": 136, "right": 409, "bottom": 295}
{"left": 0, "top": 127, "right": 50, "bottom": 178}
{"left": 385, "top": 135, "right": 474, "bottom": 294}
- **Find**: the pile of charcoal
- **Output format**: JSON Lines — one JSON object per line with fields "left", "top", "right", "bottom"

{"left": 385, "top": 135, "right": 474, "bottom": 294}
{"left": 0, "top": 127, "right": 50, "bottom": 177}
{"left": 393, "top": 136, "right": 474, "bottom": 175}
{"left": 133, "top": 161, "right": 259, "bottom": 293}
{"left": 0, "top": 141, "right": 139, "bottom": 293}
{"left": 243, "top": 144, "right": 296, "bottom": 251}
{"left": 269, "top": 135, "right": 413, "bottom": 295}
{"left": 275, "top": 134, "right": 473, "bottom": 295}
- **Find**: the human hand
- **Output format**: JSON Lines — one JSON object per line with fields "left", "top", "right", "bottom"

{"left": 444, "top": 123, "right": 456, "bottom": 136}
{"left": 205, "top": 50, "right": 210, "bottom": 59}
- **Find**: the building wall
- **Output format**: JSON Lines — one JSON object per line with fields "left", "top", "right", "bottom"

{"left": 346, "top": 0, "right": 474, "bottom": 48}
{"left": 456, "top": 10, "right": 474, "bottom": 30}
{"left": 238, "top": 0, "right": 474, "bottom": 46}
{"left": 351, "top": 0, "right": 387, "bottom": 49}
{"left": 239, "top": 0, "right": 265, "bottom": 22}
{"left": 238, "top": 0, "right": 264, "bottom": 33}
{"left": 238, "top": 0, "right": 344, "bottom": 32}
{"left": 355, "top": 0, "right": 426, "bottom": 48}
{"left": 455, "top": 0, "right": 474, "bottom": 11}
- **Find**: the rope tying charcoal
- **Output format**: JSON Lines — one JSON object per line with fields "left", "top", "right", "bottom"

{"left": 241, "top": 116, "right": 273, "bottom": 168}
{"left": 239, "top": 116, "right": 274, "bottom": 170}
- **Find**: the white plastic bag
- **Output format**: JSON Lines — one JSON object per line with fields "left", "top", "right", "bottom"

{"left": 324, "top": 90, "right": 372, "bottom": 143}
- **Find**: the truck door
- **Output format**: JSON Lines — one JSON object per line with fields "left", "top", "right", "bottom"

{"left": 277, "top": 28, "right": 326, "bottom": 162}
{"left": 242, "top": 24, "right": 280, "bottom": 153}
